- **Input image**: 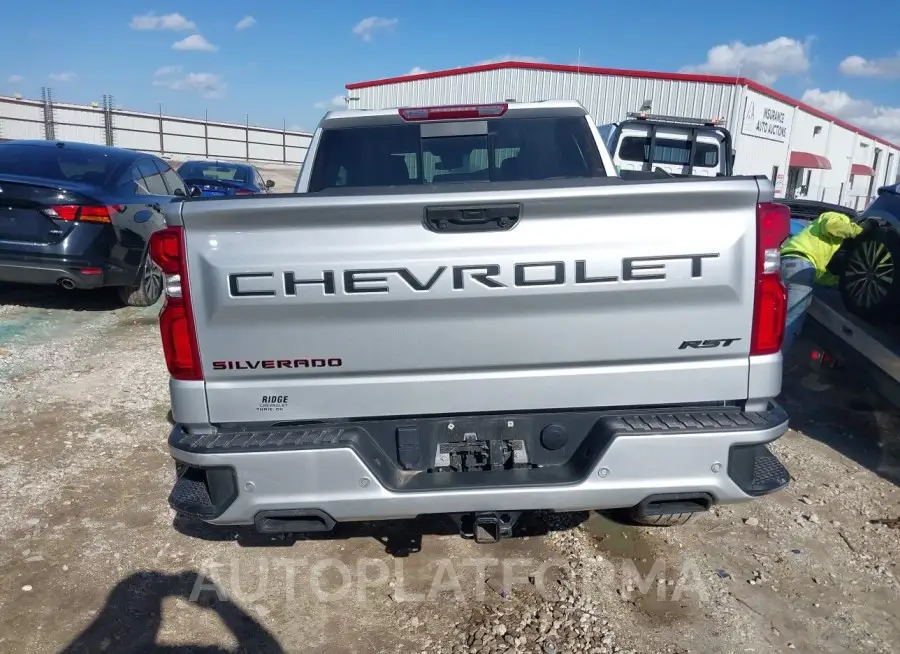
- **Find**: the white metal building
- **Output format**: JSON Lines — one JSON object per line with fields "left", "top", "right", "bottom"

{"left": 345, "top": 62, "right": 900, "bottom": 211}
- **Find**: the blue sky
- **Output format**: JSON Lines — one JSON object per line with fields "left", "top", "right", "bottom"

{"left": 1, "top": 1, "right": 899, "bottom": 139}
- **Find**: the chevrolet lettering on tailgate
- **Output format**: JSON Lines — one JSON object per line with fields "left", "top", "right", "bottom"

{"left": 227, "top": 254, "right": 721, "bottom": 297}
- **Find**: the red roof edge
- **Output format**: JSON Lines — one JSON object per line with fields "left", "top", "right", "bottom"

{"left": 850, "top": 163, "right": 876, "bottom": 176}
{"left": 346, "top": 60, "right": 899, "bottom": 150}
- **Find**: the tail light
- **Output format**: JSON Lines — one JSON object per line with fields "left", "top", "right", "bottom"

{"left": 45, "top": 205, "right": 116, "bottom": 224}
{"left": 811, "top": 348, "right": 838, "bottom": 368}
{"left": 398, "top": 103, "right": 508, "bottom": 121}
{"left": 751, "top": 202, "right": 791, "bottom": 356}
{"left": 149, "top": 226, "right": 203, "bottom": 381}
{"left": 235, "top": 189, "right": 257, "bottom": 195}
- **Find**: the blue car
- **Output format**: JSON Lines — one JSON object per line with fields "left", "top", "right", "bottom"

{"left": 176, "top": 160, "right": 275, "bottom": 197}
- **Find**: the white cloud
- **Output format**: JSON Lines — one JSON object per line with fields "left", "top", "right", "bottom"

{"left": 352, "top": 16, "right": 398, "bottom": 42}
{"left": 801, "top": 89, "right": 870, "bottom": 117}
{"left": 475, "top": 54, "right": 546, "bottom": 65}
{"left": 802, "top": 88, "right": 900, "bottom": 143}
{"left": 153, "top": 68, "right": 225, "bottom": 99}
{"left": 48, "top": 72, "right": 75, "bottom": 82}
{"left": 680, "top": 37, "right": 810, "bottom": 85}
{"left": 838, "top": 53, "right": 900, "bottom": 79}
{"left": 407, "top": 66, "right": 428, "bottom": 75}
{"left": 172, "top": 34, "right": 218, "bottom": 52}
{"left": 314, "top": 95, "right": 347, "bottom": 110}
{"left": 7, "top": 74, "right": 24, "bottom": 83}
{"left": 154, "top": 65, "right": 182, "bottom": 77}
{"left": 130, "top": 12, "right": 195, "bottom": 31}
{"left": 235, "top": 16, "right": 256, "bottom": 31}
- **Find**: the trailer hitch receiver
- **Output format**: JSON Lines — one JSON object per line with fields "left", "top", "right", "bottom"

{"left": 475, "top": 514, "right": 503, "bottom": 544}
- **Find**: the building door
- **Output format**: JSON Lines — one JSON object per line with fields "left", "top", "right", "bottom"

{"left": 868, "top": 148, "right": 882, "bottom": 202}
{"left": 770, "top": 165, "right": 786, "bottom": 197}
{"left": 786, "top": 166, "right": 803, "bottom": 199}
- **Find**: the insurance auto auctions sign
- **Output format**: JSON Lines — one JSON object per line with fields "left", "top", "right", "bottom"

{"left": 740, "top": 93, "right": 791, "bottom": 143}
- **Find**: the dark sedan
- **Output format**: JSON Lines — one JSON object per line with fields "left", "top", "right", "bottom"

{"left": 0, "top": 140, "right": 188, "bottom": 306}
{"left": 176, "top": 160, "right": 275, "bottom": 197}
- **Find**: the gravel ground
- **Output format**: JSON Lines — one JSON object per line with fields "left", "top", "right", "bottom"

{"left": 0, "top": 286, "right": 899, "bottom": 653}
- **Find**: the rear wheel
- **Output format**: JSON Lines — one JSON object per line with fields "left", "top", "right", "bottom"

{"left": 839, "top": 225, "right": 900, "bottom": 323}
{"left": 604, "top": 507, "right": 695, "bottom": 527}
{"left": 118, "top": 257, "right": 164, "bottom": 307}
{"left": 624, "top": 510, "right": 694, "bottom": 527}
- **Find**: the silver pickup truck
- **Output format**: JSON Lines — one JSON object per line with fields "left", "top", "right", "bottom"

{"left": 151, "top": 100, "right": 792, "bottom": 543}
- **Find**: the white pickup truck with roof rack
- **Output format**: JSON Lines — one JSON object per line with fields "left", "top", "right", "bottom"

{"left": 150, "top": 99, "right": 792, "bottom": 544}
{"left": 597, "top": 107, "right": 734, "bottom": 179}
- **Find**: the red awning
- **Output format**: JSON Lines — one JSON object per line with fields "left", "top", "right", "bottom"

{"left": 851, "top": 163, "right": 875, "bottom": 176}
{"left": 789, "top": 151, "right": 832, "bottom": 169}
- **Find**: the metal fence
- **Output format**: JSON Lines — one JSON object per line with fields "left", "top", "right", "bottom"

{"left": 783, "top": 184, "right": 876, "bottom": 212}
{"left": 0, "top": 89, "right": 312, "bottom": 165}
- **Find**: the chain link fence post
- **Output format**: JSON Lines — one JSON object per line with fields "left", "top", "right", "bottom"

{"left": 40, "top": 87, "right": 55, "bottom": 141}
{"left": 102, "top": 95, "right": 116, "bottom": 147}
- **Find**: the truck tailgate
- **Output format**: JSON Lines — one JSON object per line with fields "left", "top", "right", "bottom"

{"left": 178, "top": 179, "right": 763, "bottom": 422}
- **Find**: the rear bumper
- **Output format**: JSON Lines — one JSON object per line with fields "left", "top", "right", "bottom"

{"left": 0, "top": 258, "right": 110, "bottom": 289}
{"left": 0, "top": 223, "right": 138, "bottom": 289}
{"left": 168, "top": 402, "right": 791, "bottom": 526}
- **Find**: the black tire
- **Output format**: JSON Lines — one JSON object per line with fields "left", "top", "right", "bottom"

{"left": 626, "top": 510, "right": 694, "bottom": 527}
{"left": 604, "top": 507, "right": 694, "bottom": 527}
{"left": 838, "top": 225, "right": 900, "bottom": 323}
{"left": 118, "top": 257, "right": 164, "bottom": 307}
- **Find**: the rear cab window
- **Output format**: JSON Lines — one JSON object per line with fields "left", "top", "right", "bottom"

{"left": 618, "top": 135, "right": 719, "bottom": 168}
{"left": 308, "top": 112, "right": 607, "bottom": 192}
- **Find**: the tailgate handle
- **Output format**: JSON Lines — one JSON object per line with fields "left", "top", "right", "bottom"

{"left": 424, "top": 204, "right": 521, "bottom": 233}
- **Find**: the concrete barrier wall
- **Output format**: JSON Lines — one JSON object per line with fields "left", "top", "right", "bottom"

{"left": 0, "top": 95, "right": 313, "bottom": 166}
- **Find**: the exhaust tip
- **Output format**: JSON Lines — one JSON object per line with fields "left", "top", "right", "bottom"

{"left": 633, "top": 492, "right": 713, "bottom": 518}
{"left": 254, "top": 509, "right": 336, "bottom": 534}
{"left": 57, "top": 278, "right": 76, "bottom": 290}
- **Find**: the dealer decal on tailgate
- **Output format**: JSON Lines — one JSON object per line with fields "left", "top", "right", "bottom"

{"left": 212, "top": 358, "right": 343, "bottom": 370}
{"left": 258, "top": 395, "right": 289, "bottom": 413}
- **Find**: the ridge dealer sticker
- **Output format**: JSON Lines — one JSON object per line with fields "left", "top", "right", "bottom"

{"left": 258, "top": 395, "right": 289, "bottom": 413}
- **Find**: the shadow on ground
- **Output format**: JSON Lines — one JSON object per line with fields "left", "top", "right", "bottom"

{"left": 782, "top": 334, "right": 900, "bottom": 488}
{"left": 0, "top": 283, "right": 124, "bottom": 312}
{"left": 174, "top": 511, "right": 590, "bottom": 557}
{"left": 60, "top": 570, "right": 284, "bottom": 653}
